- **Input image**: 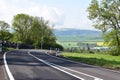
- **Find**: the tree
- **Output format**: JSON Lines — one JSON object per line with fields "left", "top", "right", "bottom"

{"left": 12, "top": 14, "right": 33, "bottom": 44}
{"left": 31, "top": 17, "right": 56, "bottom": 49}
{"left": 30, "top": 17, "right": 43, "bottom": 48}
{"left": 0, "top": 20, "right": 12, "bottom": 52}
{"left": 0, "top": 20, "right": 10, "bottom": 42}
{"left": 12, "top": 14, "right": 62, "bottom": 50}
{"left": 87, "top": 0, "right": 120, "bottom": 55}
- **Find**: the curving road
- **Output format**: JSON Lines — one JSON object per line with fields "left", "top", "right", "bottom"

{"left": 4, "top": 50, "right": 120, "bottom": 80}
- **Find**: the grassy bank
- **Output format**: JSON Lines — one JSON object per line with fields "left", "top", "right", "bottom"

{"left": 61, "top": 52, "right": 120, "bottom": 70}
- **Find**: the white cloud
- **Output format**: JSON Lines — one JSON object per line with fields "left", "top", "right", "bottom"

{"left": 0, "top": 0, "right": 93, "bottom": 30}
{"left": 54, "top": 7, "right": 94, "bottom": 30}
{"left": 22, "top": 6, "right": 65, "bottom": 26}
{"left": 0, "top": 0, "right": 65, "bottom": 28}
{"left": 0, "top": 0, "right": 8, "bottom": 15}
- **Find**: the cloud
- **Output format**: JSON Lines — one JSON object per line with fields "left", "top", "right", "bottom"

{"left": 0, "top": 0, "right": 93, "bottom": 30}
{"left": 54, "top": 7, "right": 94, "bottom": 30}
{"left": 22, "top": 6, "right": 65, "bottom": 26}
{"left": 0, "top": 0, "right": 9, "bottom": 15}
{"left": 0, "top": 0, "right": 65, "bottom": 27}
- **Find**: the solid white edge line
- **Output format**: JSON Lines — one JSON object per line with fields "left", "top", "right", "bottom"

{"left": 3, "top": 52, "right": 15, "bottom": 80}
{"left": 52, "top": 63, "right": 103, "bottom": 80}
{"left": 28, "top": 52, "right": 84, "bottom": 80}
{"left": 44, "top": 52, "right": 103, "bottom": 80}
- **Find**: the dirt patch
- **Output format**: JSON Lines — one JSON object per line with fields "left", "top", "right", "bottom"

{"left": 0, "top": 53, "right": 5, "bottom": 80}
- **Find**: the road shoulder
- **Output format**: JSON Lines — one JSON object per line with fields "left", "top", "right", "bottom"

{"left": 0, "top": 53, "right": 6, "bottom": 80}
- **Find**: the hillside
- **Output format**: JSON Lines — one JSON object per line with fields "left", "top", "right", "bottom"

{"left": 53, "top": 28, "right": 101, "bottom": 36}
{"left": 53, "top": 28, "right": 103, "bottom": 42}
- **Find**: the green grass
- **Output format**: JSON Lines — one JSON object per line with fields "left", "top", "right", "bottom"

{"left": 61, "top": 52, "right": 120, "bottom": 70}
{"left": 57, "top": 41, "right": 77, "bottom": 49}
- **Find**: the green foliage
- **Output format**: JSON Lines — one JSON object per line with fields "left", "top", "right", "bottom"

{"left": 12, "top": 14, "right": 33, "bottom": 44}
{"left": 12, "top": 13, "right": 62, "bottom": 49}
{"left": 0, "top": 20, "right": 10, "bottom": 41}
{"left": 31, "top": 17, "right": 56, "bottom": 48}
{"left": 0, "top": 20, "right": 13, "bottom": 52}
{"left": 42, "top": 42, "right": 63, "bottom": 51}
{"left": 0, "top": 31, "right": 12, "bottom": 41}
{"left": 2, "top": 46, "right": 8, "bottom": 52}
{"left": 87, "top": 0, "right": 120, "bottom": 55}
{"left": 109, "top": 47, "right": 120, "bottom": 56}
{"left": 0, "top": 20, "right": 9, "bottom": 31}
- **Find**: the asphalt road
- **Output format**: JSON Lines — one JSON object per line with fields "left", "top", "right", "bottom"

{"left": 4, "top": 50, "right": 120, "bottom": 80}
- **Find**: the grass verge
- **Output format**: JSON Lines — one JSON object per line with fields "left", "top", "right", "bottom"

{"left": 61, "top": 52, "right": 120, "bottom": 70}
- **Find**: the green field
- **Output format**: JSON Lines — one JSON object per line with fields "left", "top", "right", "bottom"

{"left": 56, "top": 36, "right": 103, "bottom": 42}
{"left": 61, "top": 52, "right": 120, "bottom": 70}
{"left": 57, "top": 41, "right": 104, "bottom": 49}
{"left": 56, "top": 35, "right": 104, "bottom": 49}
{"left": 57, "top": 41, "right": 77, "bottom": 49}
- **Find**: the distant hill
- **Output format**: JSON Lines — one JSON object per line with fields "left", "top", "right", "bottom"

{"left": 53, "top": 28, "right": 103, "bottom": 42}
{"left": 53, "top": 28, "right": 101, "bottom": 36}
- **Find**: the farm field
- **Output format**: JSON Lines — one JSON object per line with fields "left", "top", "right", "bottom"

{"left": 57, "top": 41, "right": 104, "bottom": 49}
{"left": 61, "top": 52, "right": 120, "bottom": 70}
{"left": 56, "top": 36, "right": 103, "bottom": 42}
{"left": 54, "top": 29, "right": 104, "bottom": 49}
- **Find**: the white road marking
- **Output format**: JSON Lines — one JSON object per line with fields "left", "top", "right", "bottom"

{"left": 28, "top": 52, "right": 85, "bottom": 80}
{"left": 44, "top": 52, "right": 103, "bottom": 80}
{"left": 50, "top": 62, "right": 103, "bottom": 80}
{"left": 3, "top": 52, "right": 15, "bottom": 80}
{"left": 29, "top": 51, "right": 104, "bottom": 80}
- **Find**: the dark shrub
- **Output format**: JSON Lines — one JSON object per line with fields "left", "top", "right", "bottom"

{"left": 42, "top": 43, "right": 63, "bottom": 51}
{"left": 19, "top": 43, "right": 34, "bottom": 49}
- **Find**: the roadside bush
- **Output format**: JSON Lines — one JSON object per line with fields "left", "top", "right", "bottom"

{"left": 19, "top": 43, "right": 34, "bottom": 49}
{"left": 2, "top": 47, "right": 8, "bottom": 52}
{"left": 109, "top": 47, "right": 120, "bottom": 56}
{"left": 42, "top": 43, "right": 63, "bottom": 51}
{"left": 89, "top": 50, "right": 94, "bottom": 54}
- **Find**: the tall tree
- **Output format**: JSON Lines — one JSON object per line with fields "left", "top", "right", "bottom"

{"left": 0, "top": 20, "right": 10, "bottom": 42}
{"left": 12, "top": 14, "right": 33, "bottom": 44}
{"left": 12, "top": 14, "right": 58, "bottom": 49}
{"left": 87, "top": 0, "right": 120, "bottom": 55}
{"left": 31, "top": 17, "right": 56, "bottom": 49}
{"left": 0, "top": 20, "right": 12, "bottom": 51}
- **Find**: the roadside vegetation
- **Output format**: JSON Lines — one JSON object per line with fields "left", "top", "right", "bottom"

{"left": 61, "top": 52, "right": 120, "bottom": 70}
{"left": 60, "top": 1, "right": 120, "bottom": 71}
{"left": 87, "top": 0, "right": 120, "bottom": 55}
{"left": 0, "top": 14, "right": 63, "bottom": 52}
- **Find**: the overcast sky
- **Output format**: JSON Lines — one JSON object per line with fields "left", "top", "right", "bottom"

{"left": 0, "top": 0, "right": 95, "bottom": 30}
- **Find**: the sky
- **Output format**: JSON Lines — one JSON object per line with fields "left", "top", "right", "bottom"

{"left": 0, "top": 0, "right": 95, "bottom": 30}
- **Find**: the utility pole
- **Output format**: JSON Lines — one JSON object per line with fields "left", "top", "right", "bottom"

{"left": 41, "top": 36, "right": 43, "bottom": 49}
{"left": 40, "top": 27, "right": 43, "bottom": 49}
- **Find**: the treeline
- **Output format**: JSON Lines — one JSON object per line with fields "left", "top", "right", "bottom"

{"left": 0, "top": 13, "right": 63, "bottom": 51}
